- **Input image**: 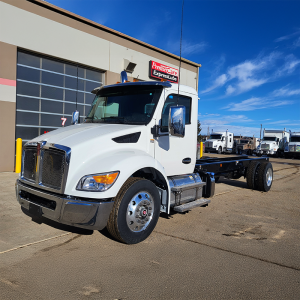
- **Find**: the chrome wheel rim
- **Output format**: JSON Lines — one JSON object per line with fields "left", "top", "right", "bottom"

{"left": 126, "top": 192, "right": 154, "bottom": 232}
{"left": 266, "top": 168, "right": 273, "bottom": 186}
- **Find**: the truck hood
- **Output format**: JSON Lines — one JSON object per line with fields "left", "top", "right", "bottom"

{"left": 29, "top": 123, "right": 144, "bottom": 148}
{"left": 205, "top": 139, "right": 221, "bottom": 143}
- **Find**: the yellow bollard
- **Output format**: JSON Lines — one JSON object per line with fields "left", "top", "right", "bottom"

{"left": 15, "top": 138, "right": 22, "bottom": 173}
{"left": 200, "top": 142, "right": 203, "bottom": 158}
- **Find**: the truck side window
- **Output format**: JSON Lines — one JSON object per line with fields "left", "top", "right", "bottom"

{"left": 161, "top": 94, "right": 191, "bottom": 132}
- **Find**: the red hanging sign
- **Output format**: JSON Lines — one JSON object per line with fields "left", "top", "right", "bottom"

{"left": 149, "top": 61, "right": 179, "bottom": 83}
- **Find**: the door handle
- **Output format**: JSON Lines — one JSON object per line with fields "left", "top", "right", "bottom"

{"left": 182, "top": 157, "right": 191, "bottom": 164}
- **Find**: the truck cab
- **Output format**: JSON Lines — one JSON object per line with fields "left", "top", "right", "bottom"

{"left": 235, "top": 137, "right": 258, "bottom": 155}
{"left": 204, "top": 131, "right": 234, "bottom": 154}
{"left": 285, "top": 132, "right": 300, "bottom": 158}
{"left": 256, "top": 129, "right": 290, "bottom": 156}
{"left": 16, "top": 81, "right": 205, "bottom": 244}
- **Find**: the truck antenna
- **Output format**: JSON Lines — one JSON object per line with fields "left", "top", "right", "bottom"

{"left": 177, "top": 0, "right": 184, "bottom": 105}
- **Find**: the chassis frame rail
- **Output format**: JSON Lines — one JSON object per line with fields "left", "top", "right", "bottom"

{"left": 195, "top": 156, "right": 269, "bottom": 177}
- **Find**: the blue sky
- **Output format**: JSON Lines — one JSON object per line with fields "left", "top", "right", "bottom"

{"left": 47, "top": 0, "right": 300, "bottom": 137}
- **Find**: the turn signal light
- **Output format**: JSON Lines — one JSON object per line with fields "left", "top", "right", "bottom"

{"left": 93, "top": 172, "right": 119, "bottom": 185}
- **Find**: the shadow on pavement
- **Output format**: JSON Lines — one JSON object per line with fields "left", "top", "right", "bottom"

{"left": 217, "top": 177, "right": 248, "bottom": 189}
{"left": 21, "top": 207, "right": 94, "bottom": 235}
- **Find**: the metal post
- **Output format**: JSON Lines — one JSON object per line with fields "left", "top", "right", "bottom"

{"left": 15, "top": 138, "right": 22, "bottom": 173}
{"left": 200, "top": 142, "right": 203, "bottom": 158}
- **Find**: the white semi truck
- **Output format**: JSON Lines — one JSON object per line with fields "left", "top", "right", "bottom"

{"left": 285, "top": 132, "right": 300, "bottom": 158}
{"left": 204, "top": 131, "right": 234, "bottom": 154}
{"left": 16, "top": 78, "right": 273, "bottom": 244}
{"left": 256, "top": 129, "right": 290, "bottom": 156}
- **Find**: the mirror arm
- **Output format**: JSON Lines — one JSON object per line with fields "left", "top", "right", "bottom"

{"left": 151, "top": 125, "right": 169, "bottom": 137}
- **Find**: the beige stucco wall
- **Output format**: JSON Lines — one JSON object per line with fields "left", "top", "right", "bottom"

{"left": 0, "top": 41, "right": 17, "bottom": 172}
{"left": 0, "top": 1, "right": 198, "bottom": 88}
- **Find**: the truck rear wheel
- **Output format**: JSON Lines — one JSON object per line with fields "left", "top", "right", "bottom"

{"left": 257, "top": 162, "right": 273, "bottom": 192}
{"left": 246, "top": 161, "right": 261, "bottom": 189}
{"left": 107, "top": 177, "right": 160, "bottom": 244}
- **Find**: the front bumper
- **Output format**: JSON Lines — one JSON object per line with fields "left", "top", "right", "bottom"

{"left": 16, "top": 180, "right": 114, "bottom": 230}
{"left": 205, "top": 147, "right": 217, "bottom": 152}
{"left": 257, "top": 150, "right": 275, "bottom": 155}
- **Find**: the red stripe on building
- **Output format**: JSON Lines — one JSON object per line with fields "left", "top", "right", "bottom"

{"left": 0, "top": 78, "right": 16, "bottom": 87}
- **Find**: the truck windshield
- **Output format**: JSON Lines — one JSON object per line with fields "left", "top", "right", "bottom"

{"left": 85, "top": 85, "right": 163, "bottom": 125}
{"left": 291, "top": 137, "right": 300, "bottom": 142}
{"left": 263, "top": 137, "right": 276, "bottom": 141}
{"left": 209, "top": 134, "right": 222, "bottom": 140}
{"left": 240, "top": 140, "right": 249, "bottom": 144}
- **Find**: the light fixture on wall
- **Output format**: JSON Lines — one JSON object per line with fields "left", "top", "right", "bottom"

{"left": 124, "top": 59, "right": 136, "bottom": 73}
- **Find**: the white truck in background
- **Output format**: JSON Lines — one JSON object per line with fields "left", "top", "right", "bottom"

{"left": 15, "top": 75, "right": 273, "bottom": 244}
{"left": 285, "top": 132, "right": 300, "bottom": 158}
{"left": 256, "top": 129, "right": 290, "bottom": 156}
{"left": 204, "top": 131, "right": 234, "bottom": 154}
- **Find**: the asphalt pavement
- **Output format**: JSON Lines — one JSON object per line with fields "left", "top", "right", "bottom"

{"left": 0, "top": 155, "right": 299, "bottom": 299}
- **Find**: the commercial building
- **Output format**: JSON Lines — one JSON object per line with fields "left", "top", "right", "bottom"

{"left": 0, "top": 0, "right": 201, "bottom": 172}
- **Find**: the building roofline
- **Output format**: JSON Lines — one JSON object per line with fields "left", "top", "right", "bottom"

{"left": 28, "top": 0, "right": 201, "bottom": 68}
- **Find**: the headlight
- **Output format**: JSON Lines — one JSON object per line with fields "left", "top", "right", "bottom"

{"left": 213, "top": 145, "right": 217, "bottom": 148}
{"left": 76, "top": 171, "right": 119, "bottom": 192}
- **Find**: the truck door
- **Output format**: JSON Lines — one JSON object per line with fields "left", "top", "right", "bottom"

{"left": 154, "top": 93, "right": 196, "bottom": 176}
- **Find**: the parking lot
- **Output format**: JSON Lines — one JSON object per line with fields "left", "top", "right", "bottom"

{"left": 0, "top": 154, "right": 299, "bottom": 299}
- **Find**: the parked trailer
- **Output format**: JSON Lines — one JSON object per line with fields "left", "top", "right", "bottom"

{"left": 16, "top": 78, "right": 273, "bottom": 244}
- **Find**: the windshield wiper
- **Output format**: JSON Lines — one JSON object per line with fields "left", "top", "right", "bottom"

{"left": 101, "top": 116, "right": 125, "bottom": 123}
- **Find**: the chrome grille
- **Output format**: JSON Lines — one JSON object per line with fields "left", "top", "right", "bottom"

{"left": 23, "top": 147, "right": 37, "bottom": 182}
{"left": 261, "top": 143, "right": 269, "bottom": 150}
{"left": 41, "top": 149, "right": 65, "bottom": 190}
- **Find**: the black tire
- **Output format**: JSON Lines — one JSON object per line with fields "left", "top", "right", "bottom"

{"left": 246, "top": 161, "right": 261, "bottom": 189}
{"left": 217, "top": 147, "right": 222, "bottom": 154}
{"left": 257, "top": 162, "right": 273, "bottom": 192}
{"left": 107, "top": 177, "right": 160, "bottom": 244}
{"left": 215, "top": 176, "right": 220, "bottom": 183}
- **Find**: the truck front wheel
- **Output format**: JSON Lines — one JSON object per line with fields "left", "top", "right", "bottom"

{"left": 217, "top": 147, "right": 222, "bottom": 154}
{"left": 107, "top": 177, "right": 160, "bottom": 244}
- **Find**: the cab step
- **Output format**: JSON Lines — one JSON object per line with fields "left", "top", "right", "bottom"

{"left": 173, "top": 198, "right": 211, "bottom": 213}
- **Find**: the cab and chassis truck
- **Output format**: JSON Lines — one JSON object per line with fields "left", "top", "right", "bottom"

{"left": 16, "top": 81, "right": 273, "bottom": 244}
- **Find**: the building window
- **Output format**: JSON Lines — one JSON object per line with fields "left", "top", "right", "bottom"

{"left": 16, "top": 51, "right": 104, "bottom": 143}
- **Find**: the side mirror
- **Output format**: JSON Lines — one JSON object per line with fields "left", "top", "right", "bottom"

{"left": 168, "top": 105, "right": 185, "bottom": 138}
{"left": 71, "top": 110, "right": 80, "bottom": 125}
{"left": 222, "top": 137, "right": 225, "bottom": 141}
